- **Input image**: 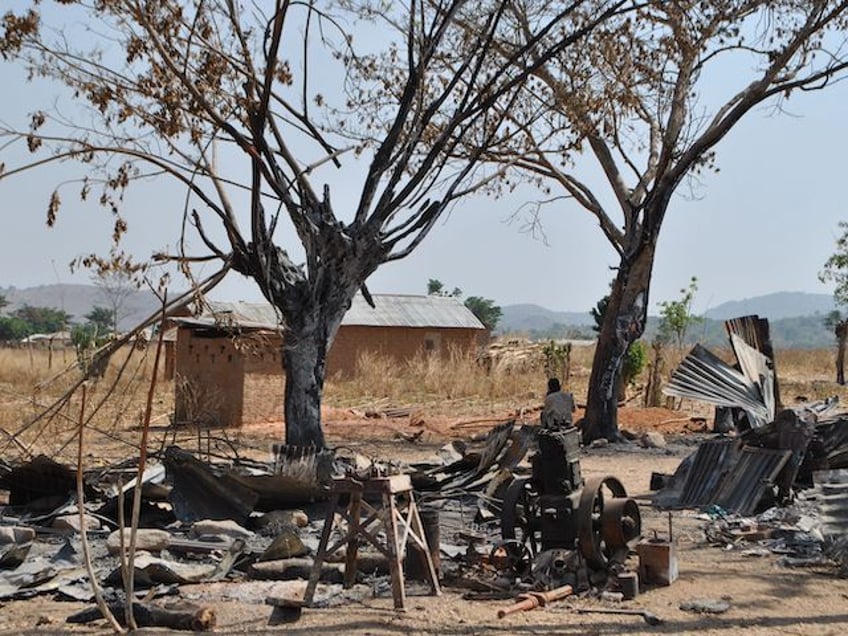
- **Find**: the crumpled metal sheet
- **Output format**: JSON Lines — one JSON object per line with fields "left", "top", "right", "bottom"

{"left": 729, "top": 334, "right": 775, "bottom": 423}
{"left": 665, "top": 442, "right": 791, "bottom": 514}
{"left": 0, "top": 455, "right": 77, "bottom": 506}
{"left": 0, "top": 538, "right": 84, "bottom": 600}
{"left": 163, "top": 447, "right": 259, "bottom": 525}
{"left": 663, "top": 344, "right": 771, "bottom": 428}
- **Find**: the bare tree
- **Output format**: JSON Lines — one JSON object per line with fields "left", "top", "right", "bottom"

{"left": 0, "top": 0, "right": 624, "bottom": 447}
{"left": 75, "top": 250, "right": 146, "bottom": 334}
{"left": 475, "top": 1, "right": 848, "bottom": 441}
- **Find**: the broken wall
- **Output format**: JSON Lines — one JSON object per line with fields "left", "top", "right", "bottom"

{"left": 173, "top": 329, "right": 247, "bottom": 427}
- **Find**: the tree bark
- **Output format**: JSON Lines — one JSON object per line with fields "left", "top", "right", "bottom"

{"left": 582, "top": 241, "right": 655, "bottom": 443}
{"left": 644, "top": 340, "right": 664, "bottom": 408}
{"left": 267, "top": 240, "right": 380, "bottom": 449}
{"left": 282, "top": 320, "right": 328, "bottom": 448}
{"left": 836, "top": 321, "right": 847, "bottom": 386}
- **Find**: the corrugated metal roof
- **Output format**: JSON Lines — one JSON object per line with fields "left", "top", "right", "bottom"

{"left": 713, "top": 446, "right": 790, "bottom": 515}
{"left": 198, "top": 294, "right": 485, "bottom": 330}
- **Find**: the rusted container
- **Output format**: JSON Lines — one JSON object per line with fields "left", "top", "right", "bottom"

{"left": 637, "top": 539, "right": 678, "bottom": 586}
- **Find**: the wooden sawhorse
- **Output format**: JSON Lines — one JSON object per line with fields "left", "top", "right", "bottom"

{"left": 303, "top": 474, "right": 441, "bottom": 610}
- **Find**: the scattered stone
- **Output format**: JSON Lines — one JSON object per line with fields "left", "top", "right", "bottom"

{"left": 106, "top": 528, "right": 171, "bottom": 555}
{"left": 0, "top": 526, "right": 34, "bottom": 569}
{"left": 590, "top": 439, "right": 609, "bottom": 448}
{"left": 640, "top": 431, "right": 667, "bottom": 449}
{"left": 254, "top": 510, "right": 309, "bottom": 536}
{"left": 679, "top": 598, "right": 731, "bottom": 614}
{"left": 249, "top": 558, "right": 344, "bottom": 583}
{"left": 0, "top": 526, "right": 35, "bottom": 545}
{"left": 190, "top": 519, "right": 253, "bottom": 540}
{"left": 52, "top": 515, "right": 101, "bottom": 534}
{"left": 259, "top": 528, "right": 308, "bottom": 561}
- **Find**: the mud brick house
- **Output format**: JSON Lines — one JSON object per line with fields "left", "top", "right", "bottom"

{"left": 172, "top": 294, "right": 486, "bottom": 427}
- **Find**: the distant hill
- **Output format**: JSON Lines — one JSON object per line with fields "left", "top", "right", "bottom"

{"left": 0, "top": 284, "right": 162, "bottom": 331}
{"left": 498, "top": 303, "right": 595, "bottom": 337}
{"left": 499, "top": 292, "right": 839, "bottom": 348}
{"left": 704, "top": 292, "right": 835, "bottom": 321}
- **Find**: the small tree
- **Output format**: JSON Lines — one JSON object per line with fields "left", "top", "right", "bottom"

{"left": 86, "top": 307, "right": 114, "bottom": 333}
{"left": 590, "top": 295, "right": 609, "bottom": 335}
{"left": 426, "top": 280, "right": 501, "bottom": 331}
{"left": 11, "top": 305, "right": 71, "bottom": 333}
{"left": 819, "top": 221, "right": 848, "bottom": 384}
{"left": 621, "top": 340, "right": 647, "bottom": 392}
{"left": 464, "top": 296, "right": 502, "bottom": 332}
{"left": 824, "top": 310, "right": 848, "bottom": 385}
{"left": 543, "top": 340, "right": 572, "bottom": 384}
{"left": 74, "top": 250, "right": 146, "bottom": 334}
{"left": 657, "top": 277, "right": 703, "bottom": 352}
{"left": 0, "top": 316, "right": 29, "bottom": 342}
{"left": 427, "top": 279, "right": 462, "bottom": 299}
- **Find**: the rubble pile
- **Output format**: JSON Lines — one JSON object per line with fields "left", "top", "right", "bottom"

{"left": 653, "top": 314, "right": 848, "bottom": 575}
{"left": 0, "top": 418, "right": 670, "bottom": 628}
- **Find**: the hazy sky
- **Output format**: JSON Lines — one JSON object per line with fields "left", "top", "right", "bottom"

{"left": 1, "top": 9, "right": 846, "bottom": 316}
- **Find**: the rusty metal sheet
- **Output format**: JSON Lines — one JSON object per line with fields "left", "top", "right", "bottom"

{"left": 713, "top": 446, "right": 791, "bottom": 515}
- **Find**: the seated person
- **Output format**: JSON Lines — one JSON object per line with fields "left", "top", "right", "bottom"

{"left": 540, "top": 377, "right": 575, "bottom": 429}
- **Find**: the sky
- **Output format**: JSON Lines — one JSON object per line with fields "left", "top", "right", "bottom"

{"left": 1, "top": 7, "right": 847, "bottom": 317}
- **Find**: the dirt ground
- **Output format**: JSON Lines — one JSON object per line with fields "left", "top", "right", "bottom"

{"left": 1, "top": 405, "right": 847, "bottom": 635}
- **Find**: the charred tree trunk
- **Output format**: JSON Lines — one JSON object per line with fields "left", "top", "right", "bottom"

{"left": 582, "top": 241, "right": 655, "bottom": 443}
{"left": 276, "top": 281, "right": 364, "bottom": 449}
{"left": 282, "top": 318, "right": 329, "bottom": 449}
{"left": 258, "top": 236, "right": 382, "bottom": 449}
{"left": 836, "top": 321, "right": 847, "bottom": 386}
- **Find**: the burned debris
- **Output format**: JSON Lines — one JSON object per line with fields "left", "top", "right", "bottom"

{"left": 0, "top": 414, "right": 671, "bottom": 630}
{"left": 654, "top": 315, "right": 848, "bottom": 574}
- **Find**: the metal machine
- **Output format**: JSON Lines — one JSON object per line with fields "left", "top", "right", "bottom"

{"left": 497, "top": 427, "right": 642, "bottom": 582}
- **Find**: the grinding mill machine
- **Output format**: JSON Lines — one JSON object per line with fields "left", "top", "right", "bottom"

{"left": 499, "top": 428, "right": 642, "bottom": 574}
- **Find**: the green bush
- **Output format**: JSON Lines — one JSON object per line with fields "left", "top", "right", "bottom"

{"left": 622, "top": 340, "right": 647, "bottom": 386}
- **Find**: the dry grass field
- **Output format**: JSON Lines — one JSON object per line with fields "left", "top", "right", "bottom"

{"left": 1, "top": 341, "right": 846, "bottom": 467}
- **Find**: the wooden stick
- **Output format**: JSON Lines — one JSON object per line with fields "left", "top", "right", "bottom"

{"left": 76, "top": 383, "right": 124, "bottom": 634}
